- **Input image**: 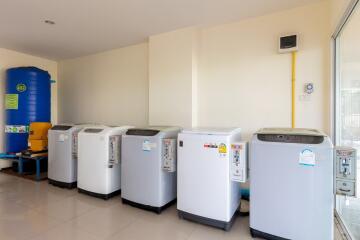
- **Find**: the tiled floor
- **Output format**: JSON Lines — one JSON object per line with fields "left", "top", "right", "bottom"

{"left": 0, "top": 173, "right": 344, "bottom": 240}
{"left": 336, "top": 194, "right": 360, "bottom": 240}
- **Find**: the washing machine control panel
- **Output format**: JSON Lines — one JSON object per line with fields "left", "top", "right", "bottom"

{"left": 109, "top": 135, "right": 121, "bottom": 168}
{"left": 231, "top": 142, "right": 248, "bottom": 183}
{"left": 335, "top": 147, "right": 357, "bottom": 197}
{"left": 72, "top": 130, "right": 81, "bottom": 160}
{"left": 162, "top": 139, "right": 177, "bottom": 172}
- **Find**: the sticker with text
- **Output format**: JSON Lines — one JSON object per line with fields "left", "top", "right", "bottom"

{"left": 143, "top": 140, "right": 156, "bottom": 151}
{"left": 299, "top": 149, "right": 315, "bottom": 166}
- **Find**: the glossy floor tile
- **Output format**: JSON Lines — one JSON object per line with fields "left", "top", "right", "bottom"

{"left": 337, "top": 195, "right": 360, "bottom": 239}
{"left": 0, "top": 173, "right": 344, "bottom": 240}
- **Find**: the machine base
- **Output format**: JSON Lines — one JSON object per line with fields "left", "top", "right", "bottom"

{"left": 122, "top": 198, "right": 176, "bottom": 214}
{"left": 178, "top": 210, "right": 236, "bottom": 231}
{"left": 48, "top": 179, "right": 77, "bottom": 189}
{"left": 78, "top": 188, "right": 121, "bottom": 200}
{"left": 250, "top": 228, "right": 290, "bottom": 240}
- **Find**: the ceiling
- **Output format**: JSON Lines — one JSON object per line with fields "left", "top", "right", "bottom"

{"left": 0, "top": 0, "right": 320, "bottom": 60}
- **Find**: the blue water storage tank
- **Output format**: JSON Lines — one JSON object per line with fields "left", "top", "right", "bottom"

{"left": 5, "top": 67, "right": 51, "bottom": 153}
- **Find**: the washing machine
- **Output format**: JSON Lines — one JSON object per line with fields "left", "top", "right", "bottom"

{"left": 121, "top": 126, "right": 181, "bottom": 213}
{"left": 77, "top": 125, "right": 132, "bottom": 199}
{"left": 48, "top": 124, "right": 86, "bottom": 188}
{"left": 250, "top": 128, "right": 334, "bottom": 240}
{"left": 177, "top": 128, "right": 247, "bottom": 231}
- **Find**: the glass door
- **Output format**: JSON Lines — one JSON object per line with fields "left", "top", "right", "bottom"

{"left": 335, "top": 2, "right": 360, "bottom": 239}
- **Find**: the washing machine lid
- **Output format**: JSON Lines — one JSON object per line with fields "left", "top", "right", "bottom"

{"left": 182, "top": 127, "right": 241, "bottom": 135}
{"left": 83, "top": 128, "right": 104, "bottom": 133}
{"left": 256, "top": 128, "right": 325, "bottom": 136}
{"left": 51, "top": 125, "right": 73, "bottom": 131}
{"left": 256, "top": 128, "right": 326, "bottom": 144}
{"left": 126, "top": 126, "right": 180, "bottom": 136}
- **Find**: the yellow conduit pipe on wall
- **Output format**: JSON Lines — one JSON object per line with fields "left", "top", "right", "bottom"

{"left": 291, "top": 51, "right": 297, "bottom": 128}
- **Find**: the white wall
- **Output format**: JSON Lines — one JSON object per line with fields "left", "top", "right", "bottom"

{"left": 57, "top": 1, "right": 335, "bottom": 140}
{"left": 58, "top": 43, "right": 148, "bottom": 126}
{"left": 149, "top": 28, "right": 199, "bottom": 128}
{"left": 0, "top": 48, "right": 57, "bottom": 151}
{"left": 198, "top": 1, "right": 331, "bottom": 139}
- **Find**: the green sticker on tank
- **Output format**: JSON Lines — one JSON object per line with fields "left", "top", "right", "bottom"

{"left": 16, "top": 83, "right": 26, "bottom": 92}
{"left": 5, "top": 94, "right": 18, "bottom": 110}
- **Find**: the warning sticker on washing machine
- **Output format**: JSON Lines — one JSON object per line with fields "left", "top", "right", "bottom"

{"left": 203, "top": 143, "right": 227, "bottom": 158}
{"left": 203, "top": 143, "right": 218, "bottom": 148}
{"left": 299, "top": 149, "right": 316, "bottom": 166}
{"left": 218, "top": 143, "right": 227, "bottom": 154}
{"left": 143, "top": 140, "right": 156, "bottom": 151}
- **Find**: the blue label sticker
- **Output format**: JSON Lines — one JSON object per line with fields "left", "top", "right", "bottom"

{"left": 299, "top": 149, "right": 316, "bottom": 166}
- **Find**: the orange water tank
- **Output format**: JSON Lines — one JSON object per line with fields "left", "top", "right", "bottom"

{"left": 28, "top": 122, "right": 52, "bottom": 151}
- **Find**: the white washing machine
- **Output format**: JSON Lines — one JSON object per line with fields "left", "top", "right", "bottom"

{"left": 48, "top": 124, "right": 87, "bottom": 188}
{"left": 250, "top": 128, "right": 334, "bottom": 240}
{"left": 177, "top": 128, "right": 247, "bottom": 231}
{"left": 77, "top": 125, "right": 132, "bottom": 199}
{"left": 121, "top": 126, "right": 181, "bottom": 213}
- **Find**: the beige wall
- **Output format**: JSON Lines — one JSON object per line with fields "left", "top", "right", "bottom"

{"left": 198, "top": 1, "right": 331, "bottom": 139}
{"left": 149, "top": 28, "right": 199, "bottom": 128}
{"left": 58, "top": 43, "right": 148, "bottom": 127}
{"left": 146, "top": 1, "right": 332, "bottom": 139}
{"left": 0, "top": 48, "right": 57, "bottom": 151}
{"left": 57, "top": 1, "right": 338, "bottom": 140}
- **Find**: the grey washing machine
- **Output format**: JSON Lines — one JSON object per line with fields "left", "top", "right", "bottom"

{"left": 250, "top": 128, "right": 334, "bottom": 240}
{"left": 48, "top": 124, "right": 86, "bottom": 188}
{"left": 121, "top": 127, "right": 181, "bottom": 213}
